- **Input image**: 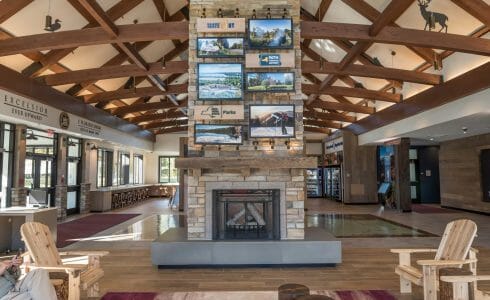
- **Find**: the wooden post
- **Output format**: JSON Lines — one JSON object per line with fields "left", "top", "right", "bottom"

{"left": 422, "top": 265, "right": 438, "bottom": 300}
{"left": 399, "top": 253, "right": 412, "bottom": 293}
{"left": 394, "top": 138, "right": 411, "bottom": 212}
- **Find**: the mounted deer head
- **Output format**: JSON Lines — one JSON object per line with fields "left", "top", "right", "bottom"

{"left": 417, "top": 0, "right": 448, "bottom": 33}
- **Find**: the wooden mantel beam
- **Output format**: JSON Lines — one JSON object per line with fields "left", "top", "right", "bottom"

{"left": 175, "top": 157, "right": 318, "bottom": 169}
{"left": 303, "top": 84, "right": 402, "bottom": 103}
{"left": 302, "top": 61, "right": 442, "bottom": 85}
{"left": 0, "top": 22, "right": 188, "bottom": 57}
{"left": 39, "top": 61, "right": 188, "bottom": 86}
{"left": 301, "top": 21, "right": 490, "bottom": 56}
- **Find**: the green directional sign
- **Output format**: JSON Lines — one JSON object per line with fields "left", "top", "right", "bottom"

{"left": 259, "top": 54, "right": 282, "bottom": 66}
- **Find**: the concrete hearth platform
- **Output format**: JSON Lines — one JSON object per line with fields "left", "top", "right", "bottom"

{"left": 151, "top": 228, "right": 341, "bottom": 267}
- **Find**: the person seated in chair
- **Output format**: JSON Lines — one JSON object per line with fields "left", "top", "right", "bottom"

{"left": 0, "top": 256, "right": 57, "bottom": 300}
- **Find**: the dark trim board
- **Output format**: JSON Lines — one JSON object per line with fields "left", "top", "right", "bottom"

{"left": 158, "top": 264, "right": 337, "bottom": 269}
{"left": 0, "top": 64, "right": 155, "bottom": 142}
{"left": 151, "top": 228, "right": 342, "bottom": 266}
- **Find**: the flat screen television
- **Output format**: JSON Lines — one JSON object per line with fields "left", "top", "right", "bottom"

{"left": 248, "top": 18, "right": 293, "bottom": 49}
{"left": 197, "top": 63, "right": 243, "bottom": 101}
{"left": 197, "top": 37, "right": 245, "bottom": 58}
{"left": 194, "top": 124, "right": 243, "bottom": 145}
{"left": 249, "top": 104, "right": 295, "bottom": 138}
{"left": 246, "top": 72, "right": 295, "bottom": 92}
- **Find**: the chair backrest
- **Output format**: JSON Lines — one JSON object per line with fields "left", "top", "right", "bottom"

{"left": 435, "top": 219, "right": 477, "bottom": 261}
{"left": 20, "top": 222, "right": 63, "bottom": 267}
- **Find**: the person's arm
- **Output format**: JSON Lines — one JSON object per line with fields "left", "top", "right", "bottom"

{"left": 0, "top": 261, "right": 10, "bottom": 276}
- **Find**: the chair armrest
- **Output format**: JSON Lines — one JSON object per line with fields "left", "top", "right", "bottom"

{"left": 417, "top": 259, "right": 478, "bottom": 266}
{"left": 58, "top": 251, "right": 109, "bottom": 257}
{"left": 390, "top": 248, "right": 438, "bottom": 254}
{"left": 440, "top": 275, "right": 490, "bottom": 283}
{"left": 29, "top": 264, "right": 86, "bottom": 272}
{"left": 470, "top": 247, "right": 479, "bottom": 254}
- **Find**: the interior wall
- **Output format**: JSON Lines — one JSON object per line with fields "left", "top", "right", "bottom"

{"left": 439, "top": 133, "right": 490, "bottom": 213}
{"left": 144, "top": 133, "right": 185, "bottom": 184}
{"left": 306, "top": 142, "right": 323, "bottom": 156}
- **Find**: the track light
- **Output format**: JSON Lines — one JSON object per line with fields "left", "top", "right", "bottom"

{"left": 285, "top": 140, "right": 291, "bottom": 150}
{"left": 253, "top": 141, "right": 258, "bottom": 150}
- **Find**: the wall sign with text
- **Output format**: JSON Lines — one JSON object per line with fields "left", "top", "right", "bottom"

{"left": 194, "top": 105, "right": 244, "bottom": 121}
{"left": 245, "top": 52, "right": 295, "bottom": 68}
{"left": 325, "top": 137, "right": 344, "bottom": 154}
{"left": 196, "top": 18, "right": 246, "bottom": 33}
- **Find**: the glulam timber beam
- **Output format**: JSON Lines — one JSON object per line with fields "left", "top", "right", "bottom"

{"left": 110, "top": 100, "right": 187, "bottom": 116}
{"left": 0, "top": 22, "right": 188, "bottom": 57}
{"left": 369, "top": 0, "right": 414, "bottom": 36}
{"left": 303, "top": 110, "right": 356, "bottom": 123}
{"left": 301, "top": 21, "right": 490, "bottom": 56}
{"left": 142, "top": 119, "right": 188, "bottom": 130}
{"left": 304, "top": 119, "right": 342, "bottom": 129}
{"left": 303, "top": 126, "right": 331, "bottom": 134}
{"left": 81, "top": 84, "right": 188, "bottom": 104}
{"left": 154, "top": 126, "right": 188, "bottom": 135}
{"left": 302, "top": 61, "right": 442, "bottom": 85}
{"left": 39, "top": 61, "right": 188, "bottom": 86}
{"left": 309, "top": 99, "right": 375, "bottom": 115}
{"left": 348, "top": 62, "right": 490, "bottom": 135}
{"left": 302, "top": 84, "right": 402, "bottom": 103}
{"left": 126, "top": 111, "right": 186, "bottom": 124}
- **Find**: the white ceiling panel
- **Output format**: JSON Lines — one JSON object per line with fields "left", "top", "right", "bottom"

{"left": 58, "top": 44, "right": 119, "bottom": 70}
{"left": 1, "top": 0, "right": 88, "bottom": 37}
{"left": 0, "top": 55, "right": 33, "bottom": 72}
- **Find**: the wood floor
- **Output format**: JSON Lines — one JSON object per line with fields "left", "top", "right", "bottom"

{"left": 63, "top": 198, "right": 490, "bottom": 299}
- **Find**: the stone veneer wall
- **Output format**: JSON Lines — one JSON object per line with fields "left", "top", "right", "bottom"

{"left": 187, "top": 0, "right": 305, "bottom": 240}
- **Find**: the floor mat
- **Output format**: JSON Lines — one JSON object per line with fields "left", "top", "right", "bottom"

{"left": 57, "top": 213, "right": 140, "bottom": 248}
{"left": 411, "top": 204, "right": 457, "bottom": 214}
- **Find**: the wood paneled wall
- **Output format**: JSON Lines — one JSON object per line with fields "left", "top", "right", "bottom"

{"left": 342, "top": 131, "right": 378, "bottom": 204}
{"left": 439, "top": 133, "right": 490, "bottom": 213}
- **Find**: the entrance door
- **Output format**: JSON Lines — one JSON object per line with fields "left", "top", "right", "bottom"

{"left": 481, "top": 149, "right": 490, "bottom": 202}
{"left": 418, "top": 147, "right": 440, "bottom": 204}
{"left": 66, "top": 159, "right": 80, "bottom": 214}
{"left": 25, "top": 156, "right": 56, "bottom": 206}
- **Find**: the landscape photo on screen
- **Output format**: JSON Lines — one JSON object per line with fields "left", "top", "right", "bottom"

{"left": 197, "top": 37, "right": 244, "bottom": 57}
{"left": 195, "top": 124, "right": 243, "bottom": 145}
{"left": 248, "top": 18, "right": 293, "bottom": 48}
{"left": 198, "top": 63, "right": 243, "bottom": 100}
{"left": 246, "top": 72, "right": 294, "bottom": 92}
{"left": 249, "top": 105, "right": 295, "bottom": 138}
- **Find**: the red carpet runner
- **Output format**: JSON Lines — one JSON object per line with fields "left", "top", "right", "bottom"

{"left": 57, "top": 214, "right": 140, "bottom": 248}
{"left": 102, "top": 290, "right": 395, "bottom": 300}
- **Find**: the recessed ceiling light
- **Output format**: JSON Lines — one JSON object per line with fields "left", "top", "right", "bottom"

{"left": 429, "top": 137, "right": 434, "bottom": 141}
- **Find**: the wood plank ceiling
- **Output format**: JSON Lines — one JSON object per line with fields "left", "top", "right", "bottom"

{"left": 0, "top": 0, "right": 489, "bottom": 137}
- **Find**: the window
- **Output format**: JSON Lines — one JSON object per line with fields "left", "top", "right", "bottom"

{"left": 0, "top": 123, "right": 14, "bottom": 208}
{"left": 118, "top": 152, "right": 130, "bottom": 185}
{"left": 158, "top": 156, "right": 178, "bottom": 183}
{"left": 133, "top": 155, "right": 143, "bottom": 184}
{"left": 26, "top": 129, "right": 56, "bottom": 156}
{"left": 97, "top": 149, "right": 113, "bottom": 188}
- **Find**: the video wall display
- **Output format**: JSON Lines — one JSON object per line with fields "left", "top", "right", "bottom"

{"left": 249, "top": 105, "right": 295, "bottom": 138}
{"left": 197, "top": 37, "right": 245, "bottom": 58}
{"left": 197, "top": 63, "right": 243, "bottom": 100}
{"left": 246, "top": 72, "right": 294, "bottom": 92}
{"left": 194, "top": 124, "right": 243, "bottom": 145}
{"left": 248, "top": 18, "right": 293, "bottom": 49}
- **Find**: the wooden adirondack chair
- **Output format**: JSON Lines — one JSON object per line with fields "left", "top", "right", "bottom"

{"left": 20, "top": 222, "right": 108, "bottom": 300}
{"left": 440, "top": 275, "right": 490, "bottom": 300}
{"left": 391, "top": 219, "right": 478, "bottom": 300}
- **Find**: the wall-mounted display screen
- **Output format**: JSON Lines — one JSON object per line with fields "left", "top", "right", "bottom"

{"left": 248, "top": 18, "right": 293, "bottom": 49}
{"left": 197, "top": 37, "right": 245, "bottom": 58}
{"left": 246, "top": 72, "right": 295, "bottom": 92}
{"left": 249, "top": 105, "right": 295, "bottom": 138}
{"left": 194, "top": 124, "right": 243, "bottom": 145}
{"left": 197, "top": 63, "right": 243, "bottom": 100}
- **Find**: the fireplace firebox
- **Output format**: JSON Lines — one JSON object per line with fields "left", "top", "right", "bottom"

{"left": 213, "top": 189, "right": 280, "bottom": 240}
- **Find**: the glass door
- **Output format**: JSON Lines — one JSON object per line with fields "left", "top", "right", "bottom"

{"left": 25, "top": 156, "right": 56, "bottom": 207}
{"left": 67, "top": 137, "right": 81, "bottom": 215}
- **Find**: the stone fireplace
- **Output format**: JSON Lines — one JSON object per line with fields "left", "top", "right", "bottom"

{"left": 213, "top": 189, "right": 280, "bottom": 240}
